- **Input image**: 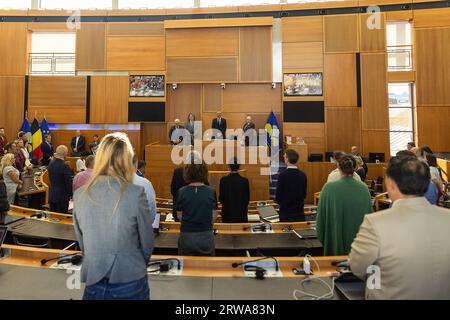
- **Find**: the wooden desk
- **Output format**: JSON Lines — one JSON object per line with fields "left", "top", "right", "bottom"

{"left": 8, "top": 205, "right": 73, "bottom": 225}
{"left": 286, "top": 143, "right": 308, "bottom": 162}
{"left": 0, "top": 244, "right": 345, "bottom": 279}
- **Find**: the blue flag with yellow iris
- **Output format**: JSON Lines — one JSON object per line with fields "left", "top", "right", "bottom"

{"left": 265, "top": 112, "right": 281, "bottom": 149}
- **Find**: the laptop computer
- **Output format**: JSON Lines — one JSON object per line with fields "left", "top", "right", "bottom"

{"left": 0, "top": 214, "right": 24, "bottom": 226}
{"left": 292, "top": 228, "right": 317, "bottom": 239}
{"left": 0, "top": 226, "right": 7, "bottom": 246}
{"left": 257, "top": 206, "right": 279, "bottom": 223}
{"left": 334, "top": 272, "right": 366, "bottom": 300}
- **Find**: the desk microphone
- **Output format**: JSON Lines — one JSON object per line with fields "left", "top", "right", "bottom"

{"left": 232, "top": 256, "right": 279, "bottom": 271}
{"left": 40, "top": 254, "right": 83, "bottom": 266}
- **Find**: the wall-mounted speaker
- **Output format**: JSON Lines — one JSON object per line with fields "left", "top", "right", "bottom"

{"left": 283, "top": 101, "right": 324, "bottom": 123}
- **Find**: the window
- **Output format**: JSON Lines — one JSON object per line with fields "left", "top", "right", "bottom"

{"left": 201, "top": 0, "right": 280, "bottom": 6}
{"left": 118, "top": 0, "right": 194, "bottom": 8}
{"left": 0, "top": 0, "right": 30, "bottom": 9}
{"left": 388, "top": 83, "right": 414, "bottom": 156}
{"left": 386, "top": 22, "right": 412, "bottom": 71}
{"left": 39, "top": 0, "right": 112, "bottom": 9}
{"left": 29, "top": 32, "right": 76, "bottom": 75}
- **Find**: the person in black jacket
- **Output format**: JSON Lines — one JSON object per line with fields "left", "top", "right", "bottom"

{"left": 275, "top": 149, "right": 307, "bottom": 222}
{"left": 48, "top": 145, "right": 73, "bottom": 213}
{"left": 70, "top": 130, "right": 86, "bottom": 156}
{"left": 211, "top": 111, "right": 227, "bottom": 139}
{"left": 171, "top": 166, "right": 187, "bottom": 221}
{"left": 41, "top": 134, "right": 54, "bottom": 166}
{"left": 219, "top": 158, "right": 250, "bottom": 223}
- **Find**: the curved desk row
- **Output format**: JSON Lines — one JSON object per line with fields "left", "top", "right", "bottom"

{"left": 2, "top": 217, "right": 322, "bottom": 256}
{"left": 0, "top": 245, "right": 354, "bottom": 300}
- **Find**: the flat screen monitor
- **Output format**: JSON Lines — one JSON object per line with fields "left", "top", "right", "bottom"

{"left": 284, "top": 73, "right": 323, "bottom": 96}
{"left": 129, "top": 75, "right": 165, "bottom": 97}
{"left": 369, "top": 153, "right": 385, "bottom": 163}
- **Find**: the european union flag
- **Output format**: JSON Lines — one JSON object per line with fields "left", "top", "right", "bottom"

{"left": 40, "top": 117, "right": 50, "bottom": 140}
{"left": 265, "top": 112, "right": 281, "bottom": 149}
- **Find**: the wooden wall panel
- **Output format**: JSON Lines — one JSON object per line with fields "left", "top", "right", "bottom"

{"left": 413, "top": 8, "right": 450, "bottom": 28}
{"left": 283, "top": 123, "right": 325, "bottom": 155}
{"left": 415, "top": 27, "right": 450, "bottom": 106}
{"left": 222, "top": 84, "right": 281, "bottom": 113}
{"left": 239, "top": 27, "right": 272, "bottom": 82}
{"left": 359, "top": 13, "right": 386, "bottom": 52}
{"left": 107, "top": 22, "right": 164, "bottom": 36}
{"left": 282, "top": 42, "right": 323, "bottom": 70}
{"left": 282, "top": 16, "right": 323, "bottom": 43}
{"left": 167, "top": 84, "right": 202, "bottom": 122}
{"left": 166, "top": 28, "right": 239, "bottom": 57}
{"left": 325, "top": 107, "right": 361, "bottom": 152}
{"left": 167, "top": 57, "right": 238, "bottom": 83}
{"left": 106, "top": 36, "right": 165, "bottom": 71}
{"left": 203, "top": 84, "right": 222, "bottom": 112}
{"left": 90, "top": 76, "right": 128, "bottom": 124}
{"left": 417, "top": 106, "right": 450, "bottom": 152}
{"left": 142, "top": 123, "right": 169, "bottom": 147}
{"left": 28, "top": 76, "right": 86, "bottom": 124}
{"left": 362, "top": 130, "right": 390, "bottom": 158}
{"left": 361, "top": 53, "right": 389, "bottom": 130}
{"left": 0, "top": 23, "right": 28, "bottom": 76}
{"left": 324, "top": 53, "right": 357, "bottom": 107}
{"left": 76, "top": 23, "right": 106, "bottom": 70}
{"left": 324, "top": 14, "right": 359, "bottom": 53}
{"left": 0, "top": 77, "right": 24, "bottom": 141}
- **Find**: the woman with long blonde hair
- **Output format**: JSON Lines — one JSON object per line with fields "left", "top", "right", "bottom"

{"left": 73, "top": 132, "right": 154, "bottom": 300}
{"left": 1, "top": 153, "right": 22, "bottom": 204}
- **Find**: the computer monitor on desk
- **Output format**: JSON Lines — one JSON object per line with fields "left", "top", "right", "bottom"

{"left": 368, "top": 153, "right": 385, "bottom": 163}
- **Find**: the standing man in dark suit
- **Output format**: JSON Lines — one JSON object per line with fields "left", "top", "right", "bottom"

{"left": 41, "top": 134, "right": 54, "bottom": 166}
{"left": 219, "top": 158, "right": 250, "bottom": 223}
{"left": 48, "top": 145, "right": 73, "bottom": 213}
{"left": 211, "top": 111, "right": 227, "bottom": 139}
{"left": 0, "top": 127, "right": 6, "bottom": 155}
{"left": 243, "top": 115, "right": 256, "bottom": 146}
{"left": 276, "top": 149, "right": 307, "bottom": 222}
{"left": 170, "top": 166, "right": 187, "bottom": 221}
{"left": 70, "top": 130, "right": 85, "bottom": 156}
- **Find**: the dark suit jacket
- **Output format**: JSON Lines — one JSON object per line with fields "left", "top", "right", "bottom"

{"left": 0, "top": 136, "right": 5, "bottom": 156}
{"left": 14, "top": 150, "right": 26, "bottom": 173}
{"left": 275, "top": 168, "right": 307, "bottom": 222}
{"left": 170, "top": 167, "right": 187, "bottom": 220}
{"left": 48, "top": 158, "right": 73, "bottom": 205}
{"left": 212, "top": 118, "right": 227, "bottom": 138}
{"left": 243, "top": 122, "right": 256, "bottom": 146}
{"left": 169, "top": 125, "right": 185, "bottom": 145}
{"left": 41, "top": 141, "right": 54, "bottom": 166}
{"left": 219, "top": 173, "right": 250, "bottom": 223}
{"left": 70, "top": 136, "right": 85, "bottom": 154}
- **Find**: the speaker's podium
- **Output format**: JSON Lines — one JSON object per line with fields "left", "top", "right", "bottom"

{"left": 145, "top": 140, "right": 270, "bottom": 201}
{"left": 285, "top": 143, "right": 308, "bottom": 162}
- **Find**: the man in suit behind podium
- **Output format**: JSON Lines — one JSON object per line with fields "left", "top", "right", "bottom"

{"left": 48, "top": 145, "right": 73, "bottom": 214}
{"left": 211, "top": 111, "right": 227, "bottom": 139}
{"left": 169, "top": 119, "right": 186, "bottom": 145}
{"left": 243, "top": 115, "right": 256, "bottom": 146}
{"left": 71, "top": 130, "right": 86, "bottom": 156}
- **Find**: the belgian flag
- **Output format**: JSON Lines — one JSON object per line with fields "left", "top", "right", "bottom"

{"left": 31, "top": 118, "right": 43, "bottom": 161}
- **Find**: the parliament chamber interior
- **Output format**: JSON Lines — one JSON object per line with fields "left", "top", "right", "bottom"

{"left": 0, "top": 0, "right": 449, "bottom": 305}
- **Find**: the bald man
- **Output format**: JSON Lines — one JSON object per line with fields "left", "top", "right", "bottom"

{"left": 243, "top": 116, "right": 256, "bottom": 146}
{"left": 48, "top": 145, "right": 73, "bottom": 213}
{"left": 169, "top": 119, "right": 185, "bottom": 145}
{"left": 212, "top": 111, "right": 227, "bottom": 139}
